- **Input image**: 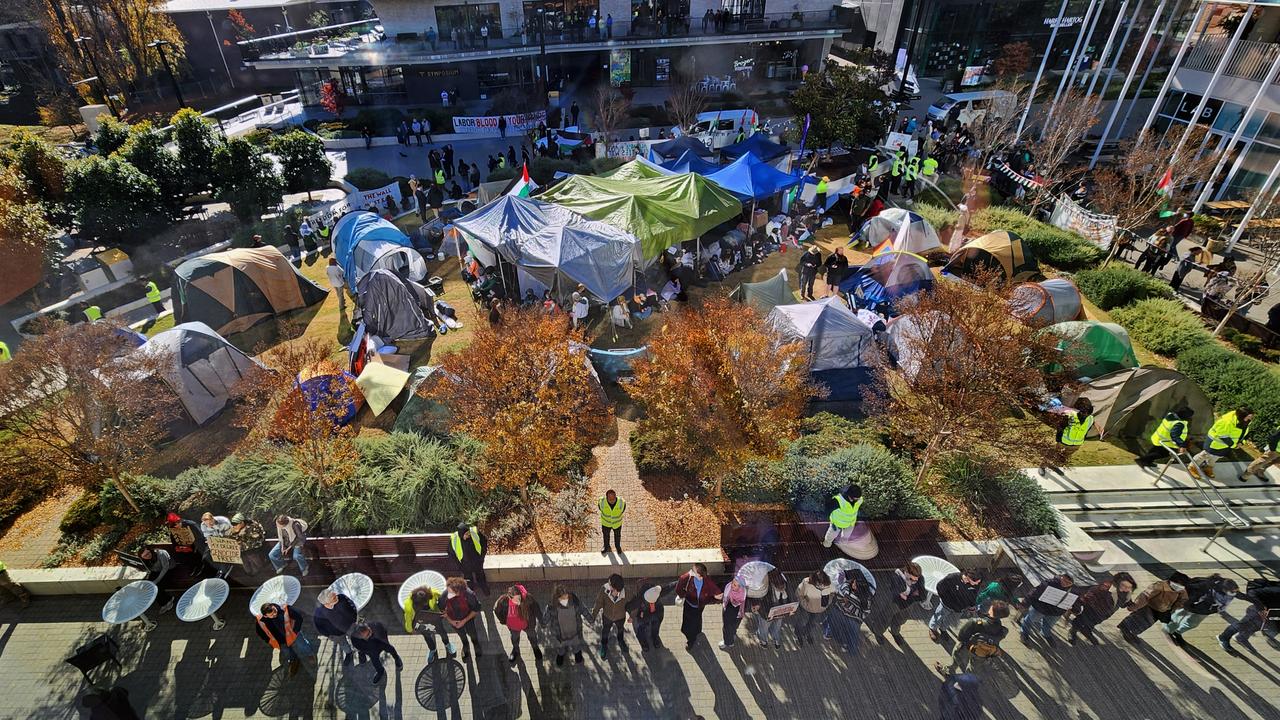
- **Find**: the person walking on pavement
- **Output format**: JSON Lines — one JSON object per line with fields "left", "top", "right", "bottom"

{"left": 570, "top": 101, "right": 580, "bottom": 128}
{"left": 1019, "top": 573, "right": 1075, "bottom": 646}
{"left": 269, "top": 514, "right": 310, "bottom": 576}
{"left": 404, "top": 584, "right": 449, "bottom": 662}
{"left": 938, "top": 672, "right": 985, "bottom": 720}
{"left": 936, "top": 600, "right": 1009, "bottom": 676}
{"left": 675, "top": 563, "right": 722, "bottom": 649}
{"left": 1119, "top": 572, "right": 1190, "bottom": 643}
{"left": 351, "top": 621, "right": 403, "bottom": 685}
{"left": 326, "top": 258, "right": 348, "bottom": 313}
{"left": 797, "top": 245, "right": 822, "bottom": 301}
{"left": 545, "top": 584, "right": 590, "bottom": 666}
{"left": 752, "top": 568, "right": 791, "bottom": 649}
{"left": 827, "top": 568, "right": 873, "bottom": 656}
{"left": 719, "top": 575, "right": 749, "bottom": 650}
{"left": 0, "top": 559, "right": 31, "bottom": 608}
{"left": 1134, "top": 407, "right": 1195, "bottom": 468}
{"left": 1166, "top": 575, "right": 1239, "bottom": 645}
{"left": 1041, "top": 398, "right": 1093, "bottom": 476}
{"left": 255, "top": 602, "right": 312, "bottom": 676}
{"left": 498, "top": 115, "right": 508, "bottom": 138}
{"left": 1219, "top": 601, "right": 1270, "bottom": 653}
{"left": 450, "top": 522, "right": 489, "bottom": 595}
{"left": 1243, "top": 424, "right": 1280, "bottom": 483}
{"left": 930, "top": 570, "right": 983, "bottom": 642}
{"left": 874, "top": 561, "right": 925, "bottom": 643}
{"left": 599, "top": 489, "right": 625, "bottom": 555}
{"left": 1068, "top": 572, "right": 1135, "bottom": 644}
{"left": 314, "top": 588, "right": 358, "bottom": 662}
{"left": 628, "top": 583, "right": 667, "bottom": 651}
{"left": 411, "top": 118, "right": 423, "bottom": 147}
{"left": 1190, "top": 407, "right": 1253, "bottom": 480}
{"left": 442, "top": 144, "right": 454, "bottom": 178}
{"left": 794, "top": 569, "right": 834, "bottom": 645}
{"left": 592, "top": 573, "right": 630, "bottom": 658}
{"left": 443, "top": 576, "right": 482, "bottom": 661}
{"left": 822, "top": 483, "right": 862, "bottom": 548}
{"left": 495, "top": 584, "right": 542, "bottom": 663}
{"left": 144, "top": 280, "right": 164, "bottom": 314}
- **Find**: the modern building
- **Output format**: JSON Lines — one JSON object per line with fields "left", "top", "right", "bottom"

{"left": 237, "top": 0, "right": 857, "bottom": 107}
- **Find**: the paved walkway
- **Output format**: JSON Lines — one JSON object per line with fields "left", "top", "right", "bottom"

{"left": 3, "top": 567, "right": 1278, "bottom": 719}
{"left": 585, "top": 417, "right": 657, "bottom": 554}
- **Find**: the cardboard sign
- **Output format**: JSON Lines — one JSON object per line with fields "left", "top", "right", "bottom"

{"left": 168, "top": 524, "right": 195, "bottom": 546}
{"left": 208, "top": 537, "right": 243, "bottom": 565}
{"left": 767, "top": 601, "right": 800, "bottom": 620}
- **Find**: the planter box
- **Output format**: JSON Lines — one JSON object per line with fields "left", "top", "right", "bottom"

{"left": 721, "top": 518, "right": 941, "bottom": 571}
{"left": 8, "top": 566, "right": 145, "bottom": 595}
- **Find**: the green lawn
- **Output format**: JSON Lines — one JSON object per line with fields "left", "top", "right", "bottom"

{"left": 0, "top": 123, "right": 82, "bottom": 147}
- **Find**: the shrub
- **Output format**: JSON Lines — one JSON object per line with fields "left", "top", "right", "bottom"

{"left": 1112, "top": 298, "right": 1213, "bottom": 357}
{"left": 345, "top": 167, "right": 392, "bottom": 190}
{"left": 356, "top": 431, "right": 480, "bottom": 531}
{"left": 98, "top": 474, "right": 188, "bottom": 524}
{"left": 787, "top": 413, "right": 889, "bottom": 459}
{"left": 0, "top": 463, "right": 56, "bottom": 532}
{"left": 549, "top": 470, "right": 593, "bottom": 536}
{"left": 913, "top": 202, "right": 958, "bottom": 232}
{"left": 1178, "top": 343, "right": 1280, "bottom": 440}
{"left": 971, "top": 207, "right": 1104, "bottom": 271}
{"left": 996, "top": 470, "right": 1061, "bottom": 537}
{"left": 714, "top": 458, "right": 789, "bottom": 503}
{"left": 936, "top": 454, "right": 1060, "bottom": 537}
{"left": 631, "top": 428, "right": 678, "bottom": 475}
{"left": 59, "top": 491, "right": 103, "bottom": 534}
{"left": 783, "top": 445, "right": 936, "bottom": 520}
{"left": 1074, "top": 265, "right": 1174, "bottom": 310}
{"left": 1223, "top": 328, "right": 1263, "bottom": 356}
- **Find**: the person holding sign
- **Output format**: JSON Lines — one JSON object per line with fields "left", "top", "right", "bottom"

{"left": 752, "top": 568, "right": 793, "bottom": 649}
{"left": 1019, "top": 573, "right": 1077, "bottom": 646}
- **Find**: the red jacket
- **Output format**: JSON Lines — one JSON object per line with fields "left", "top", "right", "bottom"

{"left": 674, "top": 572, "right": 721, "bottom": 609}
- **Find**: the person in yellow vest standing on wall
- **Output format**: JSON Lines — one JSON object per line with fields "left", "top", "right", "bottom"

{"left": 0, "top": 341, "right": 10, "bottom": 363}
{"left": 451, "top": 522, "right": 489, "bottom": 595}
{"left": 1191, "top": 407, "right": 1253, "bottom": 480}
{"left": 0, "top": 559, "right": 31, "bottom": 608}
{"left": 144, "top": 280, "right": 164, "bottom": 314}
{"left": 83, "top": 305, "right": 102, "bottom": 323}
{"left": 1041, "top": 398, "right": 1094, "bottom": 476}
{"left": 822, "top": 484, "right": 863, "bottom": 548}
{"left": 599, "top": 488, "right": 626, "bottom": 555}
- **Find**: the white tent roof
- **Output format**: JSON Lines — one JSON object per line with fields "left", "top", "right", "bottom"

{"left": 768, "top": 296, "right": 877, "bottom": 371}
{"left": 858, "top": 208, "right": 942, "bottom": 255}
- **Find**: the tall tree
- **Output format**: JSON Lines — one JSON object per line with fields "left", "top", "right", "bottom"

{"left": 0, "top": 320, "right": 180, "bottom": 513}
{"left": 991, "top": 42, "right": 1032, "bottom": 79}
{"left": 319, "top": 79, "right": 346, "bottom": 118}
{"left": 170, "top": 107, "right": 222, "bottom": 195}
{"left": 121, "top": 122, "right": 186, "bottom": 219}
{"left": 787, "top": 56, "right": 895, "bottom": 151}
{"left": 212, "top": 137, "right": 284, "bottom": 223}
{"left": 591, "top": 85, "right": 630, "bottom": 154}
{"left": 1090, "top": 128, "right": 1223, "bottom": 231}
{"left": 628, "top": 297, "right": 818, "bottom": 499}
{"left": 424, "top": 309, "right": 610, "bottom": 550}
{"left": 963, "top": 77, "right": 1029, "bottom": 169}
{"left": 271, "top": 130, "right": 332, "bottom": 201}
{"left": 1029, "top": 88, "right": 1101, "bottom": 208}
{"left": 665, "top": 72, "right": 708, "bottom": 134}
{"left": 66, "top": 154, "right": 166, "bottom": 246}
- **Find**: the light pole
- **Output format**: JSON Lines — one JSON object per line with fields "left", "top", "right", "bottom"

{"left": 148, "top": 40, "right": 186, "bottom": 109}
{"left": 73, "top": 36, "right": 118, "bottom": 117}
{"left": 896, "top": 0, "right": 926, "bottom": 101}
{"left": 206, "top": 10, "right": 237, "bottom": 88}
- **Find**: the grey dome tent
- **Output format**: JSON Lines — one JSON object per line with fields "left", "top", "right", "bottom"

{"left": 172, "top": 246, "right": 328, "bottom": 336}
{"left": 1010, "top": 278, "right": 1083, "bottom": 327}
{"left": 135, "top": 322, "right": 265, "bottom": 427}
{"left": 768, "top": 297, "right": 877, "bottom": 371}
{"left": 1074, "top": 367, "right": 1213, "bottom": 440}
{"left": 355, "top": 269, "right": 436, "bottom": 341}
{"left": 733, "top": 270, "right": 798, "bottom": 314}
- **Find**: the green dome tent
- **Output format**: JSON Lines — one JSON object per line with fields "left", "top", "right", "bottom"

{"left": 1045, "top": 321, "right": 1138, "bottom": 379}
{"left": 732, "top": 270, "right": 798, "bottom": 315}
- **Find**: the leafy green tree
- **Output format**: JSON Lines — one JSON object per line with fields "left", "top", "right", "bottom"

{"left": 213, "top": 137, "right": 283, "bottom": 223}
{"left": 0, "top": 166, "right": 57, "bottom": 269}
{"left": 4, "top": 132, "right": 72, "bottom": 224}
{"left": 121, "top": 123, "right": 186, "bottom": 220}
{"left": 271, "top": 130, "right": 332, "bottom": 201}
{"left": 787, "top": 56, "right": 896, "bottom": 150}
{"left": 66, "top": 155, "right": 165, "bottom": 246}
{"left": 171, "top": 107, "right": 222, "bottom": 194}
{"left": 93, "top": 116, "right": 133, "bottom": 156}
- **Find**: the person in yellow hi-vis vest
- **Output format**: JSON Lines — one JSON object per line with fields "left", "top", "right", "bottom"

{"left": 599, "top": 489, "right": 626, "bottom": 555}
{"left": 144, "top": 280, "right": 164, "bottom": 314}
{"left": 1040, "top": 398, "right": 1094, "bottom": 476}
{"left": 1135, "top": 406, "right": 1195, "bottom": 468}
{"left": 822, "top": 484, "right": 863, "bottom": 548}
{"left": 83, "top": 305, "right": 102, "bottom": 323}
{"left": 0, "top": 341, "right": 10, "bottom": 363}
{"left": 1191, "top": 407, "right": 1253, "bottom": 480}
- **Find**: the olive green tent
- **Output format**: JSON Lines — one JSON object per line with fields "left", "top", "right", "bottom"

{"left": 732, "top": 270, "right": 798, "bottom": 314}
{"left": 1075, "top": 367, "right": 1213, "bottom": 440}
{"left": 540, "top": 172, "right": 742, "bottom": 260}
{"left": 1044, "top": 321, "right": 1138, "bottom": 379}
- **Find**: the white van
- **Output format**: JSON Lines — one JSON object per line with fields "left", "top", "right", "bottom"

{"left": 673, "top": 109, "right": 757, "bottom": 149}
{"left": 926, "top": 90, "right": 1016, "bottom": 128}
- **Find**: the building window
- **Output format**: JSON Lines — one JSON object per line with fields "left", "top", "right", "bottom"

{"left": 720, "top": 0, "right": 765, "bottom": 19}
{"left": 435, "top": 3, "right": 504, "bottom": 40}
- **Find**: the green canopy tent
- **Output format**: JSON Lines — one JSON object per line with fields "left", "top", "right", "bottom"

{"left": 1044, "top": 321, "right": 1139, "bottom": 379}
{"left": 731, "top": 269, "right": 798, "bottom": 315}
{"left": 600, "top": 156, "right": 675, "bottom": 181}
{"left": 540, "top": 172, "right": 742, "bottom": 261}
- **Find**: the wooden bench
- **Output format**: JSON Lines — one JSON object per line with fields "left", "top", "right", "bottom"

{"left": 720, "top": 519, "right": 941, "bottom": 572}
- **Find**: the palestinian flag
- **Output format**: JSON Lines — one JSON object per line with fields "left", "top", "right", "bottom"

{"left": 508, "top": 163, "right": 537, "bottom": 198}
{"left": 1156, "top": 167, "right": 1175, "bottom": 218}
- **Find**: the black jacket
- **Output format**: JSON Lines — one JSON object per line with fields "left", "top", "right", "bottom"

{"left": 313, "top": 595, "right": 358, "bottom": 637}
{"left": 888, "top": 569, "right": 927, "bottom": 608}
{"left": 797, "top": 250, "right": 822, "bottom": 276}
{"left": 255, "top": 605, "right": 305, "bottom": 647}
{"left": 1184, "top": 576, "right": 1236, "bottom": 615}
{"left": 1028, "top": 577, "right": 1076, "bottom": 617}
{"left": 957, "top": 616, "right": 1007, "bottom": 646}
{"left": 752, "top": 578, "right": 791, "bottom": 617}
{"left": 937, "top": 573, "right": 980, "bottom": 612}
{"left": 351, "top": 621, "right": 399, "bottom": 663}
{"left": 455, "top": 530, "right": 488, "bottom": 572}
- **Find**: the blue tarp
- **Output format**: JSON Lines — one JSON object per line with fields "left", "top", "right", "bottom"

{"left": 656, "top": 149, "right": 723, "bottom": 175}
{"left": 331, "top": 211, "right": 426, "bottom": 285}
{"left": 588, "top": 346, "right": 648, "bottom": 381}
{"left": 649, "top": 135, "right": 715, "bottom": 160}
{"left": 704, "top": 152, "right": 803, "bottom": 201}
{"left": 719, "top": 133, "right": 791, "bottom": 163}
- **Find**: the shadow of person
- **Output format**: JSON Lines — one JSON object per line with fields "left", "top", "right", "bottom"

{"left": 642, "top": 648, "right": 696, "bottom": 719}
{"left": 687, "top": 639, "right": 750, "bottom": 719}
{"left": 258, "top": 662, "right": 318, "bottom": 719}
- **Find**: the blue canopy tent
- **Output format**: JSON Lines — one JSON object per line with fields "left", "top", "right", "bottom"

{"left": 649, "top": 135, "right": 715, "bottom": 161}
{"left": 331, "top": 211, "right": 427, "bottom": 285}
{"left": 719, "top": 133, "right": 790, "bottom": 163}
{"left": 704, "top": 152, "right": 802, "bottom": 201}
{"left": 838, "top": 251, "right": 934, "bottom": 313}
{"left": 656, "top": 149, "right": 723, "bottom": 175}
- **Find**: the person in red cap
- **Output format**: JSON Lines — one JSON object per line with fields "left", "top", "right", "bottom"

{"left": 165, "top": 512, "right": 215, "bottom": 577}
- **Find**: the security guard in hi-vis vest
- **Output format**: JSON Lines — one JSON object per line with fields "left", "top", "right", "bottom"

{"left": 599, "top": 489, "right": 626, "bottom": 555}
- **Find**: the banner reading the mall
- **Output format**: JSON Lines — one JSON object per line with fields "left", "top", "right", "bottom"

{"left": 451, "top": 110, "right": 548, "bottom": 134}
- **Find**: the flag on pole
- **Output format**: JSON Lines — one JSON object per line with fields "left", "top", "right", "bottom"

{"left": 509, "top": 163, "right": 537, "bottom": 198}
{"left": 1156, "top": 166, "right": 1174, "bottom": 217}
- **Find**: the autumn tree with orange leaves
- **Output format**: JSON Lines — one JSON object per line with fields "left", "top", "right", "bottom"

{"left": 628, "top": 297, "right": 819, "bottom": 499}
{"left": 424, "top": 309, "right": 610, "bottom": 549}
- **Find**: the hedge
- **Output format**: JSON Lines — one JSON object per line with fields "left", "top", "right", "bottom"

{"left": 1111, "top": 298, "right": 1213, "bottom": 357}
{"left": 1074, "top": 265, "right": 1174, "bottom": 310}
{"left": 1177, "top": 343, "right": 1280, "bottom": 441}
{"left": 971, "top": 207, "right": 1105, "bottom": 271}
{"left": 783, "top": 444, "right": 937, "bottom": 520}
{"left": 913, "top": 202, "right": 958, "bottom": 233}
{"left": 936, "top": 454, "right": 1060, "bottom": 537}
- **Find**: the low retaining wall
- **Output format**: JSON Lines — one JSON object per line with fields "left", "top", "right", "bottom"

{"left": 485, "top": 549, "right": 726, "bottom": 583}
{"left": 8, "top": 566, "right": 145, "bottom": 595}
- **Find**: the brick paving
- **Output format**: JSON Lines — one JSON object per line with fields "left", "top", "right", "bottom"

{"left": 585, "top": 418, "right": 658, "bottom": 555}
{"left": 1, "top": 567, "right": 1279, "bottom": 720}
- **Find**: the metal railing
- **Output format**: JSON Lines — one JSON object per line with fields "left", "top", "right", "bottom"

{"left": 1153, "top": 446, "right": 1251, "bottom": 550}
{"left": 238, "top": 18, "right": 381, "bottom": 61}
{"left": 1183, "top": 37, "right": 1280, "bottom": 84}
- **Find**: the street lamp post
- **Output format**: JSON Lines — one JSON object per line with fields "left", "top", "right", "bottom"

{"left": 537, "top": 4, "right": 549, "bottom": 113}
{"left": 148, "top": 40, "right": 186, "bottom": 109}
{"left": 73, "top": 36, "right": 118, "bottom": 117}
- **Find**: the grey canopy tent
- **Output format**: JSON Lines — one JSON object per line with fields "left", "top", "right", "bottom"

{"left": 733, "top": 270, "right": 798, "bottom": 314}
{"left": 453, "top": 195, "right": 643, "bottom": 302}
{"left": 135, "top": 322, "right": 265, "bottom": 427}
{"left": 355, "top": 269, "right": 436, "bottom": 341}
{"left": 1074, "top": 367, "right": 1214, "bottom": 440}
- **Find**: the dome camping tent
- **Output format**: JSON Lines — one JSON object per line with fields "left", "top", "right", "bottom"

{"left": 1010, "top": 278, "right": 1084, "bottom": 327}
{"left": 172, "top": 246, "right": 328, "bottom": 336}
{"left": 331, "top": 211, "right": 428, "bottom": 286}
{"left": 768, "top": 297, "right": 877, "bottom": 371}
{"left": 601, "top": 156, "right": 676, "bottom": 181}
{"left": 649, "top": 135, "right": 715, "bottom": 161}
{"left": 656, "top": 149, "right": 722, "bottom": 175}
{"left": 943, "top": 230, "right": 1040, "bottom": 283}
{"left": 355, "top": 269, "right": 437, "bottom": 341}
{"left": 1074, "top": 367, "right": 1213, "bottom": 440}
{"left": 733, "top": 269, "right": 798, "bottom": 315}
{"left": 1044, "top": 321, "right": 1139, "bottom": 380}
{"left": 134, "top": 322, "right": 265, "bottom": 428}
{"left": 855, "top": 208, "right": 942, "bottom": 256}
{"left": 839, "top": 251, "right": 934, "bottom": 312}
{"left": 719, "top": 133, "right": 790, "bottom": 163}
